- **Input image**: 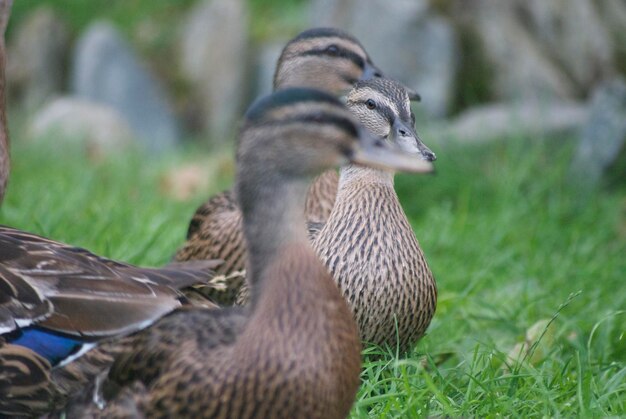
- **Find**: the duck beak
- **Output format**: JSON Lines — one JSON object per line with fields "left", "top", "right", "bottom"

{"left": 351, "top": 127, "right": 434, "bottom": 174}
{"left": 391, "top": 119, "right": 436, "bottom": 162}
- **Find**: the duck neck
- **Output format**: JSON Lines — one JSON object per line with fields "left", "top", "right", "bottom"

{"left": 238, "top": 171, "right": 310, "bottom": 306}
{"left": 338, "top": 165, "right": 395, "bottom": 189}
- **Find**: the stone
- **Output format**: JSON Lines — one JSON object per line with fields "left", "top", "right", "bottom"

{"left": 518, "top": 0, "right": 614, "bottom": 93}
{"left": 7, "top": 7, "right": 69, "bottom": 111}
{"left": 72, "top": 22, "right": 180, "bottom": 152}
{"left": 595, "top": 0, "right": 626, "bottom": 75}
{"left": 570, "top": 78, "right": 626, "bottom": 186}
{"left": 179, "top": 0, "right": 249, "bottom": 143}
{"left": 254, "top": 40, "right": 286, "bottom": 99}
{"left": 464, "top": 0, "right": 576, "bottom": 102}
{"left": 28, "top": 97, "right": 134, "bottom": 158}
{"left": 309, "top": 0, "right": 457, "bottom": 117}
{"left": 596, "top": 0, "right": 626, "bottom": 41}
{"left": 446, "top": 101, "right": 588, "bottom": 143}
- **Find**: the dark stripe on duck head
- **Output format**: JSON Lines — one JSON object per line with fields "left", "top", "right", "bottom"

{"left": 298, "top": 46, "right": 366, "bottom": 71}
{"left": 254, "top": 111, "right": 359, "bottom": 142}
{"left": 245, "top": 88, "right": 344, "bottom": 122}
{"left": 281, "top": 112, "right": 359, "bottom": 138}
{"left": 290, "top": 27, "right": 362, "bottom": 44}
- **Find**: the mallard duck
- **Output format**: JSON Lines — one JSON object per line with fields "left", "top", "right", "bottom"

{"left": 313, "top": 78, "right": 437, "bottom": 351}
{"left": 0, "top": 226, "right": 221, "bottom": 416}
{"left": 0, "top": 0, "right": 11, "bottom": 206}
{"left": 70, "top": 88, "right": 434, "bottom": 418}
{"left": 174, "top": 27, "right": 419, "bottom": 305}
{"left": 0, "top": 3, "right": 225, "bottom": 413}
{"left": 235, "top": 78, "right": 437, "bottom": 351}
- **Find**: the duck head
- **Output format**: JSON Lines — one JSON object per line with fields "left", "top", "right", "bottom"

{"left": 237, "top": 87, "right": 434, "bottom": 185}
{"left": 346, "top": 78, "right": 436, "bottom": 163}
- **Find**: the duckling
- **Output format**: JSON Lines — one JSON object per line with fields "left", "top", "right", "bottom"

{"left": 72, "top": 88, "right": 433, "bottom": 418}
{"left": 175, "top": 27, "right": 412, "bottom": 305}
{"left": 0, "top": 0, "right": 11, "bottom": 206}
{"left": 0, "top": 227, "right": 221, "bottom": 416}
{"left": 234, "top": 79, "right": 437, "bottom": 351}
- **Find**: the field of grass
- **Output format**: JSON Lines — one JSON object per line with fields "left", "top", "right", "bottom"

{"left": 2, "top": 131, "right": 624, "bottom": 417}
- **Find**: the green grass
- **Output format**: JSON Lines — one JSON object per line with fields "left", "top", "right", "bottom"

{"left": 2, "top": 132, "right": 625, "bottom": 417}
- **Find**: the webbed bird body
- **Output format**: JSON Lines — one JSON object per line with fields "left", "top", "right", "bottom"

{"left": 0, "top": 225, "right": 220, "bottom": 416}
{"left": 313, "top": 168, "right": 436, "bottom": 350}
{"left": 0, "top": 3, "right": 222, "bottom": 413}
{"left": 235, "top": 79, "right": 438, "bottom": 350}
{"left": 73, "top": 89, "right": 433, "bottom": 417}
{"left": 312, "top": 78, "right": 437, "bottom": 350}
{"left": 174, "top": 28, "right": 388, "bottom": 304}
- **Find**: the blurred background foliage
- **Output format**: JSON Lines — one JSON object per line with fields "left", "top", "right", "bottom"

{"left": 1, "top": 1, "right": 625, "bottom": 416}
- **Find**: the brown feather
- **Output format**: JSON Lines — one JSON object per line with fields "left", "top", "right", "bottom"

{"left": 0, "top": 343, "right": 64, "bottom": 416}
{"left": 0, "top": 225, "right": 220, "bottom": 417}
{"left": 70, "top": 88, "right": 364, "bottom": 418}
{"left": 0, "top": 225, "right": 219, "bottom": 337}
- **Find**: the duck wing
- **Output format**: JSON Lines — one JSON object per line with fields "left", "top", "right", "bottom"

{"left": 0, "top": 225, "right": 220, "bottom": 338}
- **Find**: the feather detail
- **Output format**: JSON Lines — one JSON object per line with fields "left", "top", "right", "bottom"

{"left": 0, "top": 225, "right": 221, "bottom": 416}
{"left": 0, "top": 225, "right": 220, "bottom": 337}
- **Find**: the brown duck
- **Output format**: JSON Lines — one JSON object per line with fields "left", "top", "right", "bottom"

{"left": 173, "top": 28, "right": 420, "bottom": 305}
{"left": 313, "top": 78, "right": 437, "bottom": 351}
{"left": 235, "top": 78, "right": 438, "bottom": 351}
{"left": 0, "top": 3, "right": 221, "bottom": 414}
{"left": 71, "top": 88, "right": 433, "bottom": 418}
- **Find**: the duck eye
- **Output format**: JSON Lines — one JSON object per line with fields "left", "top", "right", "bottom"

{"left": 365, "top": 99, "right": 377, "bottom": 110}
{"left": 325, "top": 44, "right": 340, "bottom": 56}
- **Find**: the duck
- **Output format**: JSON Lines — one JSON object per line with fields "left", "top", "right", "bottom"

{"left": 173, "top": 27, "right": 420, "bottom": 305}
{"left": 0, "top": 3, "right": 223, "bottom": 413}
{"left": 0, "top": 226, "right": 221, "bottom": 416}
{"left": 234, "top": 78, "right": 437, "bottom": 351}
{"left": 313, "top": 78, "right": 437, "bottom": 351}
{"left": 69, "top": 88, "right": 434, "bottom": 418}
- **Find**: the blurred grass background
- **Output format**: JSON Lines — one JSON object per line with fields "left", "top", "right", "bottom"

{"left": 3, "top": 131, "right": 624, "bottom": 416}
{"left": 2, "top": 0, "right": 625, "bottom": 417}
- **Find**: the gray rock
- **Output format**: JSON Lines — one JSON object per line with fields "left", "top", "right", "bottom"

{"left": 570, "top": 78, "right": 626, "bottom": 186}
{"left": 466, "top": 0, "right": 576, "bottom": 102}
{"left": 518, "top": 0, "right": 614, "bottom": 92}
{"left": 72, "top": 22, "right": 179, "bottom": 152}
{"left": 7, "top": 7, "right": 69, "bottom": 111}
{"left": 254, "top": 40, "right": 286, "bottom": 99}
{"left": 179, "top": 0, "right": 249, "bottom": 143}
{"left": 309, "top": 0, "right": 456, "bottom": 117}
{"left": 29, "top": 97, "right": 134, "bottom": 156}
{"left": 596, "top": 0, "right": 626, "bottom": 38}
{"left": 596, "top": 0, "right": 626, "bottom": 68}
{"left": 446, "top": 101, "right": 588, "bottom": 143}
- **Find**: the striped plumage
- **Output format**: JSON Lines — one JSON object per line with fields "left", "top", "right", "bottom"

{"left": 313, "top": 78, "right": 437, "bottom": 350}
{"left": 72, "top": 89, "right": 433, "bottom": 418}
{"left": 236, "top": 79, "right": 438, "bottom": 351}
{"left": 0, "top": 225, "right": 220, "bottom": 416}
{"left": 179, "top": 190, "right": 247, "bottom": 303}
{"left": 0, "top": 4, "right": 223, "bottom": 414}
{"left": 313, "top": 171, "right": 436, "bottom": 350}
{"left": 174, "top": 28, "right": 389, "bottom": 304}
